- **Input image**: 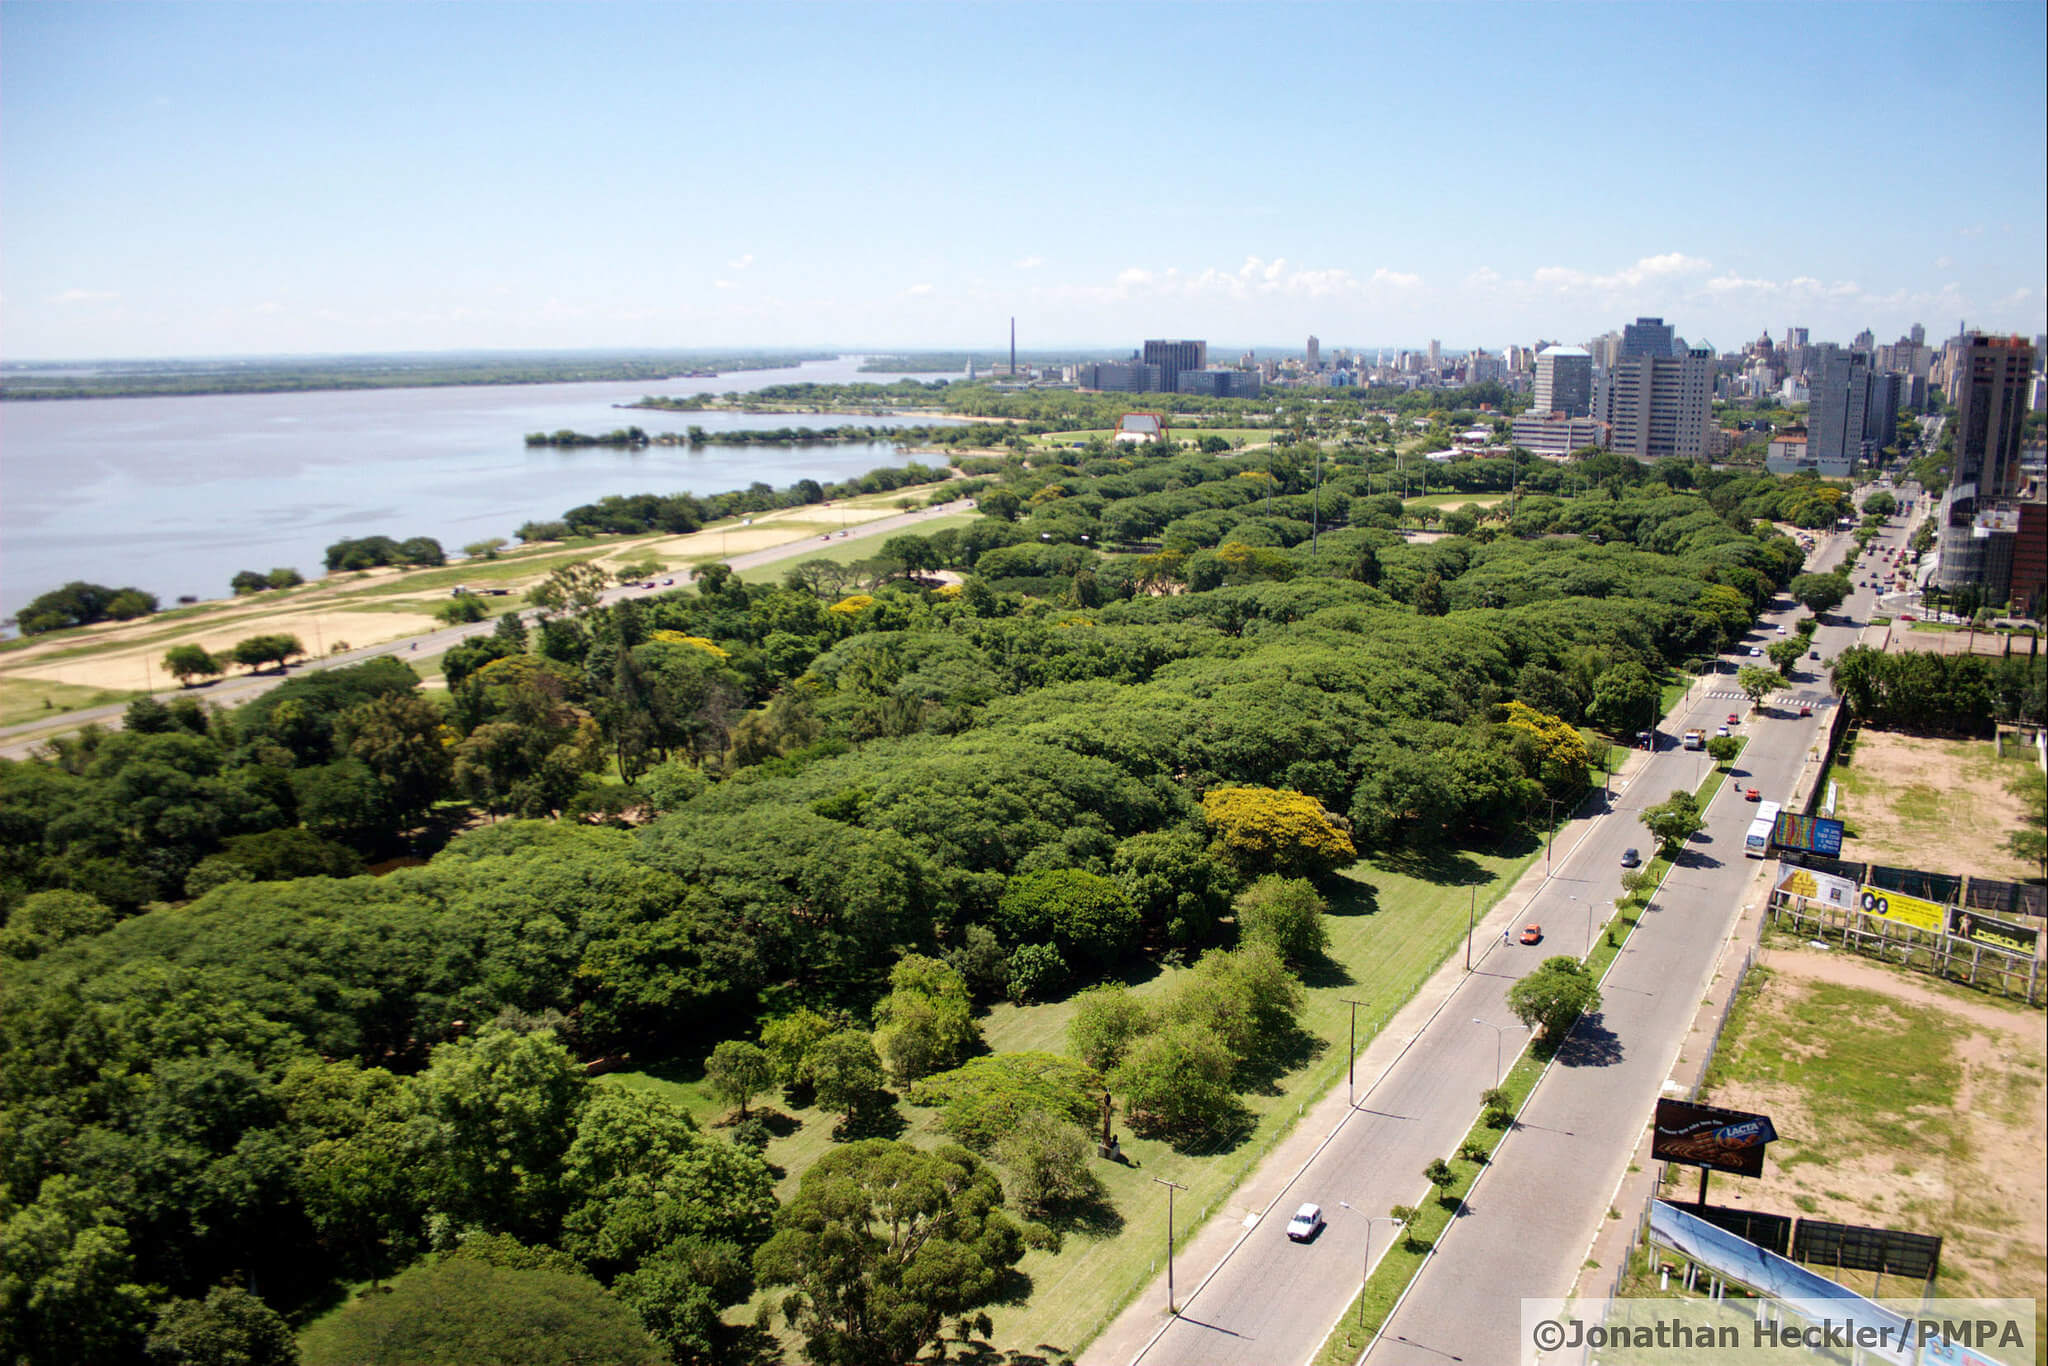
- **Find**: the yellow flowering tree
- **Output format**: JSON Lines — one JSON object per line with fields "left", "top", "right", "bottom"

{"left": 1200, "top": 785, "right": 1355, "bottom": 878}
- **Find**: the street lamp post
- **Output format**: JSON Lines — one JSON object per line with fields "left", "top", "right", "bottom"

{"left": 1337, "top": 1203, "right": 1403, "bottom": 1330}
{"left": 1471, "top": 1018, "right": 1529, "bottom": 1089}
{"left": 1153, "top": 1177, "right": 1188, "bottom": 1314}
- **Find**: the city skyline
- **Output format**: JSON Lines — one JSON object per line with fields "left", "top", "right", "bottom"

{"left": 4, "top": 1, "right": 2044, "bottom": 359}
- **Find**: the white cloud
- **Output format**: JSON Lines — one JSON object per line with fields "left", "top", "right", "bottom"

{"left": 714, "top": 280, "right": 738, "bottom": 290}
{"left": 1369, "top": 267, "right": 1423, "bottom": 290}
{"left": 252, "top": 301, "right": 283, "bottom": 315}
{"left": 1464, "top": 266, "right": 1500, "bottom": 288}
{"left": 905, "top": 283, "right": 935, "bottom": 296}
{"left": 1015, "top": 255, "right": 1044, "bottom": 270}
{"left": 54, "top": 288, "right": 119, "bottom": 304}
{"left": 1531, "top": 253, "right": 1711, "bottom": 293}
{"left": 1958, "top": 225, "right": 1984, "bottom": 238}
{"left": 727, "top": 253, "right": 754, "bottom": 271}
{"left": 1935, "top": 255, "right": 1953, "bottom": 269}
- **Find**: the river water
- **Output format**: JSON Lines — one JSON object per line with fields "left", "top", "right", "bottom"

{"left": 0, "top": 356, "right": 964, "bottom": 618}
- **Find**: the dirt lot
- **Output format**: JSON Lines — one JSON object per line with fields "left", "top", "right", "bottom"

{"left": 1832, "top": 730, "right": 2043, "bottom": 883}
{"left": 1883, "top": 623, "right": 2046, "bottom": 659}
{"left": 1701, "top": 945, "right": 2046, "bottom": 1304}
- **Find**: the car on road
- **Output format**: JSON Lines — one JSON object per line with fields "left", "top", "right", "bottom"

{"left": 1636, "top": 729, "right": 1655, "bottom": 749}
{"left": 1520, "top": 924, "right": 1543, "bottom": 944}
{"left": 1809, "top": 650, "right": 1820, "bottom": 660}
{"left": 661, "top": 578, "right": 674, "bottom": 585}
{"left": 1775, "top": 625, "right": 1787, "bottom": 634}
{"left": 1747, "top": 647, "right": 1762, "bottom": 656}
{"left": 1727, "top": 714, "right": 1739, "bottom": 725}
{"left": 1798, "top": 703, "right": 1813, "bottom": 717}
{"left": 1899, "top": 612, "right": 1916, "bottom": 621}
{"left": 1745, "top": 788, "right": 1761, "bottom": 801}
{"left": 1286, "top": 1203, "right": 1325, "bottom": 1241}
{"left": 1715, "top": 724, "right": 1731, "bottom": 736}
{"left": 1620, "top": 848, "right": 1641, "bottom": 868}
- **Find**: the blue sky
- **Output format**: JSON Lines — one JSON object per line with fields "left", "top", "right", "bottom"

{"left": 4, "top": 1, "right": 2043, "bottom": 359}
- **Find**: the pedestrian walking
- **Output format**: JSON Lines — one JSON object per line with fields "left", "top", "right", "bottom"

{"left": 1501, "top": 926, "right": 1510, "bottom": 946}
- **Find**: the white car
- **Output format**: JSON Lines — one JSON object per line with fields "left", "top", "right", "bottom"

{"left": 1286, "top": 1202, "right": 1325, "bottom": 1242}
{"left": 1775, "top": 625, "right": 1787, "bottom": 634}
{"left": 1748, "top": 647, "right": 1762, "bottom": 657}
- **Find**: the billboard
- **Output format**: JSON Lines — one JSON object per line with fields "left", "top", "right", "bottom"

{"left": 1773, "top": 812, "right": 1845, "bottom": 856}
{"left": 1775, "top": 863, "right": 1858, "bottom": 910}
{"left": 1946, "top": 909, "right": 2040, "bottom": 958}
{"left": 1652, "top": 1099, "right": 1779, "bottom": 1178}
{"left": 1859, "top": 885, "right": 1945, "bottom": 933}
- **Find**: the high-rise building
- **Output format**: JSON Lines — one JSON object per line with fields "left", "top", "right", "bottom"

{"left": 1176, "top": 368, "right": 1263, "bottom": 398}
{"left": 1952, "top": 334, "right": 2033, "bottom": 497}
{"left": 1141, "top": 339, "right": 1207, "bottom": 396}
{"left": 1594, "top": 339, "right": 1713, "bottom": 460}
{"left": 1305, "top": 335, "right": 1320, "bottom": 371}
{"left": 1585, "top": 331, "right": 1622, "bottom": 369}
{"left": 1532, "top": 345, "right": 1593, "bottom": 417}
{"left": 1934, "top": 333, "right": 2037, "bottom": 594}
{"left": 1620, "top": 317, "right": 1677, "bottom": 359}
{"left": 1909, "top": 322, "right": 1925, "bottom": 348}
{"left": 1853, "top": 328, "right": 1875, "bottom": 352}
{"left": 1808, "top": 349, "right": 1873, "bottom": 466}
{"left": 1865, "top": 372, "right": 1903, "bottom": 452}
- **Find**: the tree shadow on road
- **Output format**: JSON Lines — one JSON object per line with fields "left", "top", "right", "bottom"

{"left": 1554, "top": 1013, "right": 1625, "bottom": 1069}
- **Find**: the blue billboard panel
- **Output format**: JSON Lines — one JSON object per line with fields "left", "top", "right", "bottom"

{"left": 1774, "top": 813, "right": 1845, "bottom": 856}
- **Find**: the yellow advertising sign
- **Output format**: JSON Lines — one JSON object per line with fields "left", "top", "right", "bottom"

{"left": 1857, "top": 885, "right": 1945, "bottom": 933}
{"left": 1775, "top": 865, "right": 1858, "bottom": 908}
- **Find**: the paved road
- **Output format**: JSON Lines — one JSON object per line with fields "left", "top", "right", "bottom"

{"left": 1123, "top": 509, "right": 1904, "bottom": 1366}
{"left": 0, "top": 499, "right": 973, "bottom": 759}
{"left": 1362, "top": 499, "right": 1907, "bottom": 1366}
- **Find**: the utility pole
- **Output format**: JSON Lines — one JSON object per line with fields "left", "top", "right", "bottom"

{"left": 1339, "top": 998, "right": 1369, "bottom": 1107}
{"left": 1465, "top": 884, "right": 1477, "bottom": 971}
{"left": 1154, "top": 1177, "right": 1188, "bottom": 1314}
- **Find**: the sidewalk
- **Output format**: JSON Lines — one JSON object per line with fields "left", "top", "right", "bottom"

{"left": 1079, "top": 742, "right": 1663, "bottom": 1366}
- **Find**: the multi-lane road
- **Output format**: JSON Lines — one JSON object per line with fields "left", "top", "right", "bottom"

{"left": 1125, "top": 499, "right": 1908, "bottom": 1366}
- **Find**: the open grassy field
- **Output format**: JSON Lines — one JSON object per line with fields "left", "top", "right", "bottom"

{"left": 1829, "top": 731, "right": 2043, "bottom": 882}
{"left": 0, "top": 675, "right": 144, "bottom": 728}
{"left": 602, "top": 836, "right": 1543, "bottom": 1361}
{"left": 1695, "top": 945, "right": 2046, "bottom": 1320}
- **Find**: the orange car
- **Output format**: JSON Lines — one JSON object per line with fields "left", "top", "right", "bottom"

{"left": 1519, "top": 924, "right": 1543, "bottom": 945}
{"left": 1745, "top": 788, "right": 1761, "bottom": 801}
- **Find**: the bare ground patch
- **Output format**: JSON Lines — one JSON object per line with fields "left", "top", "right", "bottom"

{"left": 1832, "top": 730, "right": 2042, "bottom": 883}
{"left": 1699, "top": 945, "right": 2045, "bottom": 1304}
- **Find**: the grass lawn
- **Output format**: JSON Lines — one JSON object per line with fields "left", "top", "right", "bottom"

{"left": 1401, "top": 493, "right": 1504, "bottom": 510}
{"left": 603, "top": 837, "right": 1543, "bottom": 1361}
{"left": 0, "top": 675, "right": 144, "bottom": 728}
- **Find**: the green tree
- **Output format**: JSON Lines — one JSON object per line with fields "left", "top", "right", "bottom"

{"left": 997, "top": 869, "right": 1139, "bottom": 971}
{"left": 1736, "top": 664, "right": 1787, "bottom": 710}
{"left": 1766, "top": 638, "right": 1803, "bottom": 674}
{"left": 753, "top": 1140, "right": 1026, "bottom": 1366}
{"left": 1413, "top": 570, "right": 1448, "bottom": 617}
{"left": 0, "top": 1175, "right": 154, "bottom": 1365}
{"left": 526, "top": 560, "right": 610, "bottom": 615}
{"left": 760, "top": 1008, "right": 842, "bottom": 1089}
{"left": 807, "top": 1030, "right": 887, "bottom": 1123}
{"left": 298, "top": 1258, "right": 661, "bottom": 1366}
{"left": 336, "top": 691, "right": 453, "bottom": 828}
{"left": 163, "top": 644, "right": 223, "bottom": 686}
{"left": 1422, "top": 1156, "right": 1457, "bottom": 1207}
{"left": 905, "top": 1052, "right": 1103, "bottom": 1154}
{"left": 979, "top": 488, "right": 1023, "bottom": 522}
{"left": 1231, "top": 874, "right": 1329, "bottom": 966}
{"left": 1704, "top": 734, "right": 1740, "bottom": 766}
{"left": 994, "top": 1110, "right": 1104, "bottom": 1220}
{"left": 1111, "top": 825, "right": 1235, "bottom": 947}
{"left": 231, "top": 633, "right": 306, "bottom": 673}
{"left": 1789, "top": 573, "right": 1849, "bottom": 617}
{"left": 398, "top": 1027, "right": 586, "bottom": 1239}
{"left": 870, "top": 955, "right": 980, "bottom": 1086}
{"left": 1110, "top": 1023, "right": 1244, "bottom": 1144}
{"left": 1066, "top": 984, "right": 1152, "bottom": 1075}
{"left": 1589, "top": 662, "right": 1659, "bottom": 734}
{"left": 1639, "top": 789, "right": 1704, "bottom": 853}
{"left": 145, "top": 1286, "right": 299, "bottom": 1366}
{"left": 704, "top": 1040, "right": 774, "bottom": 1119}
{"left": 1507, "top": 955, "right": 1602, "bottom": 1042}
